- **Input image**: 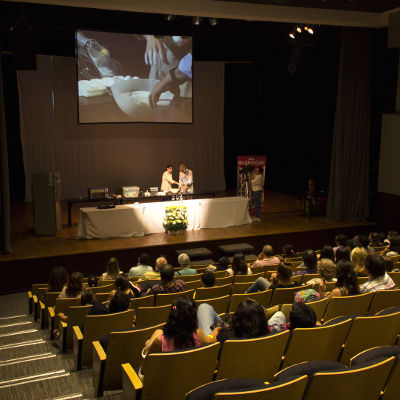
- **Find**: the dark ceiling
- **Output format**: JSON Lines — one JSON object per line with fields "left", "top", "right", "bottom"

{"left": 216, "top": 0, "right": 400, "bottom": 13}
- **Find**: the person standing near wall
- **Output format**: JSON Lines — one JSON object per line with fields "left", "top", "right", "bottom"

{"left": 249, "top": 166, "right": 264, "bottom": 222}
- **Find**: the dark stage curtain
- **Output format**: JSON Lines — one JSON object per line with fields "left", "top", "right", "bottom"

{"left": 0, "top": 52, "right": 12, "bottom": 254}
{"left": 327, "top": 28, "right": 372, "bottom": 221}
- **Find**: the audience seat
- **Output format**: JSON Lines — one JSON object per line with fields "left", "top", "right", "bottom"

{"left": 92, "top": 323, "right": 164, "bottom": 397}
{"left": 215, "top": 276, "right": 234, "bottom": 286}
{"left": 185, "top": 280, "right": 204, "bottom": 290}
{"left": 154, "top": 289, "right": 195, "bottom": 306}
{"left": 270, "top": 285, "right": 311, "bottom": 307}
{"left": 306, "top": 298, "right": 329, "bottom": 322}
{"left": 302, "top": 356, "right": 395, "bottom": 400}
{"left": 322, "top": 292, "right": 374, "bottom": 323}
{"left": 233, "top": 272, "right": 265, "bottom": 283}
{"left": 231, "top": 282, "right": 252, "bottom": 295}
{"left": 339, "top": 311, "right": 400, "bottom": 365}
{"left": 28, "top": 283, "right": 47, "bottom": 315}
{"left": 196, "top": 295, "right": 230, "bottom": 315}
{"left": 228, "top": 290, "right": 272, "bottom": 313}
{"left": 216, "top": 330, "right": 290, "bottom": 382}
{"left": 388, "top": 272, "right": 400, "bottom": 287}
{"left": 73, "top": 309, "right": 134, "bottom": 369}
{"left": 195, "top": 284, "right": 232, "bottom": 300}
{"left": 281, "top": 318, "right": 352, "bottom": 369}
{"left": 39, "top": 291, "right": 60, "bottom": 329}
{"left": 368, "top": 290, "right": 400, "bottom": 316}
{"left": 134, "top": 305, "right": 171, "bottom": 329}
{"left": 130, "top": 295, "right": 155, "bottom": 309}
{"left": 122, "top": 342, "right": 220, "bottom": 400}
{"left": 48, "top": 297, "right": 81, "bottom": 339}
{"left": 178, "top": 274, "right": 204, "bottom": 283}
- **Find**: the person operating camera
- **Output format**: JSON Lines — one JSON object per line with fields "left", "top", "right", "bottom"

{"left": 249, "top": 167, "right": 264, "bottom": 222}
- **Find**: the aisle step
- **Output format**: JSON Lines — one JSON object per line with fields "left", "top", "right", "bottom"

{"left": 0, "top": 321, "right": 34, "bottom": 334}
{"left": 0, "top": 354, "right": 60, "bottom": 380}
{"left": 0, "top": 371, "right": 73, "bottom": 400}
{"left": 0, "top": 330, "right": 41, "bottom": 346}
{"left": 46, "top": 394, "right": 83, "bottom": 400}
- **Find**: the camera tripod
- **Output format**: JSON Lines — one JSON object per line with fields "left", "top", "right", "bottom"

{"left": 237, "top": 176, "right": 251, "bottom": 199}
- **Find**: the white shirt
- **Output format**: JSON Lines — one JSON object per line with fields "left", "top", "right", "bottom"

{"left": 161, "top": 171, "right": 175, "bottom": 191}
{"left": 179, "top": 169, "right": 193, "bottom": 186}
{"left": 251, "top": 174, "right": 264, "bottom": 192}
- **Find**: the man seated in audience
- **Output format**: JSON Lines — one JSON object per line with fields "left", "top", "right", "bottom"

{"left": 201, "top": 270, "right": 215, "bottom": 287}
{"left": 355, "top": 234, "right": 375, "bottom": 253}
{"left": 295, "top": 249, "right": 318, "bottom": 275}
{"left": 360, "top": 253, "right": 396, "bottom": 293}
{"left": 251, "top": 244, "right": 280, "bottom": 268}
{"left": 147, "top": 264, "right": 187, "bottom": 295}
{"left": 142, "top": 256, "right": 167, "bottom": 281}
{"left": 245, "top": 262, "right": 299, "bottom": 293}
{"left": 175, "top": 253, "right": 197, "bottom": 276}
{"left": 128, "top": 253, "right": 153, "bottom": 277}
{"left": 333, "top": 233, "right": 347, "bottom": 255}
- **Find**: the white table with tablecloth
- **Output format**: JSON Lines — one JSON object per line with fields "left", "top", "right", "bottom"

{"left": 76, "top": 196, "right": 251, "bottom": 239}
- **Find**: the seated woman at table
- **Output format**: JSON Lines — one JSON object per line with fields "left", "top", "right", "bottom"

{"left": 100, "top": 257, "right": 121, "bottom": 281}
{"left": 226, "top": 253, "right": 252, "bottom": 276}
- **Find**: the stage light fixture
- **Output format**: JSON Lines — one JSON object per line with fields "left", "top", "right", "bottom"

{"left": 307, "top": 28, "right": 314, "bottom": 35}
{"left": 165, "top": 14, "right": 175, "bottom": 22}
{"left": 209, "top": 17, "right": 217, "bottom": 26}
{"left": 193, "top": 16, "right": 201, "bottom": 25}
{"left": 289, "top": 32, "right": 295, "bottom": 39}
{"left": 296, "top": 26, "right": 302, "bottom": 33}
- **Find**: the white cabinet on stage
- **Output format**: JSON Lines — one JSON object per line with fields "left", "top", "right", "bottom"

{"left": 32, "top": 171, "right": 62, "bottom": 235}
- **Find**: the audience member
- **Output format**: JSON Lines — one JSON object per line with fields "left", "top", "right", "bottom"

{"left": 384, "top": 231, "right": 399, "bottom": 245}
{"left": 245, "top": 262, "right": 298, "bottom": 293}
{"left": 175, "top": 253, "right": 197, "bottom": 276}
{"left": 307, "top": 258, "right": 336, "bottom": 286}
{"left": 140, "top": 297, "right": 214, "bottom": 377}
{"left": 281, "top": 244, "right": 295, "bottom": 258}
{"left": 369, "top": 232, "right": 382, "bottom": 248}
{"left": 87, "top": 274, "right": 98, "bottom": 288}
{"left": 360, "top": 254, "right": 396, "bottom": 293}
{"left": 59, "top": 272, "right": 85, "bottom": 298}
{"left": 147, "top": 264, "right": 187, "bottom": 295}
{"left": 128, "top": 253, "right": 153, "bottom": 277}
{"left": 346, "top": 239, "right": 361, "bottom": 253}
{"left": 207, "top": 256, "right": 230, "bottom": 272}
{"left": 202, "top": 270, "right": 215, "bottom": 287}
{"left": 48, "top": 266, "right": 68, "bottom": 292}
{"left": 319, "top": 245, "right": 335, "bottom": 262}
{"left": 251, "top": 245, "right": 280, "bottom": 268}
{"left": 335, "top": 247, "right": 350, "bottom": 263}
{"left": 319, "top": 260, "right": 360, "bottom": 298}
{"left": 108, "top": 276, "right": 136, "bottom": 301}
{"left": 382, "top": 235, "right": 400, "bottom": 257}
{"left": 81, "top": 290, "right": 109, "bottom": 315}
{"left": 333, "top": 233, "right": 347, "bottom": 255}
{"left": 108, "top": 290, "right": 131, "bottom": 313}
{"left": 351, "top": 247, "right": 369, "bottom": 277}
{"left": 226, "top": 253, "right": 252, "bottom": 276}
{"left": 295, "top": 249, "right": 318, "bottom": 275}
{"left": 355, "top": 235, "right": 374, "bottom": 253}
{"left": 198, "top": 299, "right": 268, "bottom": 344}
{"left": 142, "top": 257, "right": 166, "bottom": 281}
{"left": 101, "top": 257, "right": 121, "bottom": 280}
{"left": 383, "top": 256, "right": 395, "bottom": 273}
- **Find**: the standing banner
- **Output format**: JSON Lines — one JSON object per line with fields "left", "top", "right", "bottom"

{"left": 237, "top": 156, "right": 266, "bottom": 216}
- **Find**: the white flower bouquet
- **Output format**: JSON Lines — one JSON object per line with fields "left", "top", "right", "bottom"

{"left": 163, "top": 205, "right": 188, "bottom": 233}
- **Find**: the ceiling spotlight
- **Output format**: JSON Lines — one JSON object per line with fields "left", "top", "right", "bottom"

{"left": 209, "top": 17, "right": 217, "bottom": 26}
{"left": 165, "top": 14, "right": 175, "bottom": 22}
{"left": 289, "top": 32, "right": 295, "bottom": 39}
{"left": 193, "top": 16, "right": 201, "bottom": 25}
{"left": 296, "top": 26, "right": 302, "bottom": 33}
{"left": 307, "top": 28, "right": 314, "bottom": 35}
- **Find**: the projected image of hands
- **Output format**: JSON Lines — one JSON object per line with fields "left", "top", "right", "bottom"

{"left": 77, "top": 30, "right": 193, "bottom": 123}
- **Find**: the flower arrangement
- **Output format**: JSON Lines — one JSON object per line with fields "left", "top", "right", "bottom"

{"left": 163, "top": 205, "right": 188, "bottom": 233}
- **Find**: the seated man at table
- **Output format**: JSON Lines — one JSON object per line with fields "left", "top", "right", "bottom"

{"left": 147, "top": 264, "right": 187, "bottom": 295}
{"left": 175, "top": 253, "right": 197, "bottom": 276}
{"left": 128, "top": 253, "right": 153, "bottom": 278}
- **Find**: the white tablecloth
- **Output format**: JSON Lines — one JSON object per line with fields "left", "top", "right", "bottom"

{"left": 76, "top": 196, "right": 251, "bottom": 239}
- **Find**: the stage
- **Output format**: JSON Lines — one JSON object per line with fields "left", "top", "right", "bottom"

{"left": 1, "top": 191, "right": 374, "bottom": 294}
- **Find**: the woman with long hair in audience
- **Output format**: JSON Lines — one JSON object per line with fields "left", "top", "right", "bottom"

{"left": 306, "top": 258, "right": 336, "bottom": 287}
{"left": 319, "top": 245, "right": 335, "bottom": 262}
{"left": 48, "top": 266, "right": 68, "bottom": 292}
{"left": 226, "top": 253, "right": 252, "bottom": 277}
{"left": 319, "top": 260, "right": 360, "bottom": 298}
{"left": 140, "top": 296, "right": 216, "bottom": 377}
{"left": 198, "top": 299, "right": 268, "bottom": 344}
{"left": 101, "top": 257, "right": 121, "bottom": 280}
{"left": 58, "top": 271, "right": 85, "bottom": 298}
{"left": 369, "top": 232, "right": 382, "bottom": 248}
{"left": 351, "top": 246, "right": 369, "bottom": 276}
{"left": 335, "top": 247, "right": 350, "bottom": 263}
{"left": 107, "top": 275, "right": 137, "bottom": 301}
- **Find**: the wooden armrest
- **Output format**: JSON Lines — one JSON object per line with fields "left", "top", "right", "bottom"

{"left": 39, "top": 301, "right": 46, "bottom": 329}
{"left": 60, "top": 320, "right": 67, "bottom": 353}
{"left": 122, "top": 363, "right": 143, "bottom": 400}
{"left": 73, "top": 325, "right": 83, "bottom": 370}
{"left": 33, "top": 295, "right": 39, "bottom": 321}
{"left": 93, "top": 341, "right": 107, "bottom": 397}
{"left": 39, "top": 301, "right": 45, "bottom": 311}
{"left": 48, "top": 306, "right": 55, "bottom": 339}
{"left": 28, "top": 291, "right": 33, "bottom": 314}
